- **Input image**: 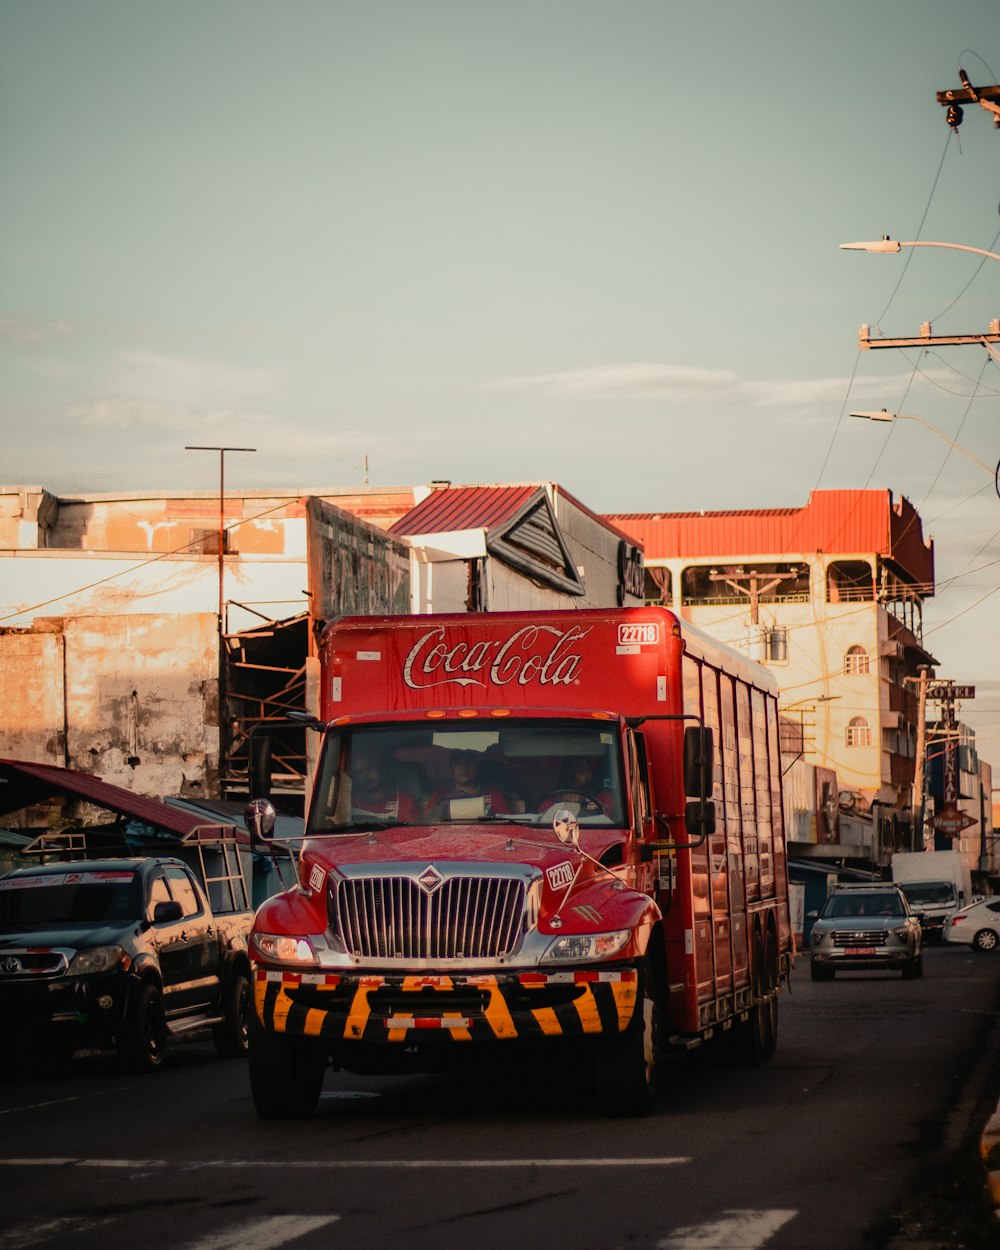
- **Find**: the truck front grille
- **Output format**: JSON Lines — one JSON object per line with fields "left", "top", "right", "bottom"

{"left": 328, "top": 874, "right": 528, "bottom": 961}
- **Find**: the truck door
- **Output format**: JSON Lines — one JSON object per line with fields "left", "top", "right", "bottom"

{"left": 625, "top": 728, "right": 656, "bottom": 899}
{"left": 151, "top": 866, "right": 218, "bottom": 1013}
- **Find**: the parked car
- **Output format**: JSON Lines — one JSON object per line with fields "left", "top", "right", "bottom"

{"left": 943, "top": 897, "right": 1000, "bottom": 952}
{"left": 808, "top": 883, "right": 922, "bottom": 981}
{"left": 0, "top": 851, "right": 253, "bottom": 1071}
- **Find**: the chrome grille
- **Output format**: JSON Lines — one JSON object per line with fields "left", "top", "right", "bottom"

{"left": 329, "top": 873, "right": 528, "bottom": 961}
{"left": 832, "top": 930, "right": 889, "bottom": 948}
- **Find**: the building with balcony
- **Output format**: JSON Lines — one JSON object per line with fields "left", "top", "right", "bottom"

{"left": 605, "top": 489, "right": 937, "bottom": 871}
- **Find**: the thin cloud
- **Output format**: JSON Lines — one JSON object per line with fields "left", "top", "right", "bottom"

{"left": 485, "top": 362, "right": 944, "bottom": 409}
{"left": 0, "top": 316, "right": 74, "bottom": 344}
{"left": 117, "top": 351, "right": 277, "bottom": 407}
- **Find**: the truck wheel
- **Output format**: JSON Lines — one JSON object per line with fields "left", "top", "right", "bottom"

{"left": 727, "top": 936, "right": 777, "bottom": 1062}
{"left": 213, "top": 971, "right": 251, "bottom": 1058}
{"left": 118, "top": 982, "right": 167, "bottom": 1073}
{"left": 595, "top": 961, "right": 658, "bottom": 1117}
{"left": 973, "top": 928, "right": 999, "bottom": 953}
{"left": 248, "top": 1007, "right": 327, "bottom": 1118}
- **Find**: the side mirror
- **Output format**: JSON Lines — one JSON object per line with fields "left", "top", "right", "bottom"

{"left": 553, "top": 808, "right": 580, "bottom": 849}
{"left": 684, "top": 799, "right": 716, "bottom": 838}
{"left": 244, "top": 797, "right": 277, "bottom": 844}
{"left": 152, "top": 899, "right": 183, "bottom": 924}
{"left": 806, "top": 910, "right": 819, "bottom": 921}
{"left": 683, "top": 726, "right": 714, "bottom": 798}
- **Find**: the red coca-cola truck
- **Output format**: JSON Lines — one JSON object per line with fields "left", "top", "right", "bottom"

{"left": 246, "top": 607, "right": 793, "bottom": 1118}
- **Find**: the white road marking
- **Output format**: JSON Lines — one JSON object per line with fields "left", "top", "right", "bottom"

{"left": 0, "top": 1215, "right": 116, "bottom": 1249}
{"left": 657, "top": 1209, "right": 797, "bottom": 1249}
{"left": 1, "top": 1155, "right": 689, "bottom": 1170}
{"left": 177, "top": 1216, "right": 338, "bottom": 1250}
{"left": 0, "top": 1090, "right": 109, "bottom": 1115}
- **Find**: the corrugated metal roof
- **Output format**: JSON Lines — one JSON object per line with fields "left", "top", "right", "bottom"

{"left": 0, "top": 758, "right": 229, "bottom": 836}
{"left": 390, "top": 485, "right": 541, "bottom": 536}
{"left": 605, "top": 490, "right": 933, "bottom": 587}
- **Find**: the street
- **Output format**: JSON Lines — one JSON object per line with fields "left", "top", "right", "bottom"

{"left": 2, "top": 945, "right": 999, "bottom": 1250}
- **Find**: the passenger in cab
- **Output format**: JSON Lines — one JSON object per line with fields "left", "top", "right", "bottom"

{"left": 426, "top": 750, "right": 511, "bottom": 819}
{"left": 351, "top": 745, "right": 420, "bottom": 822}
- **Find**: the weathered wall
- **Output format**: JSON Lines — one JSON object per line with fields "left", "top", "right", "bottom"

{"left": 0, "top": 625, "right": 66, "bottom": 762}
{"left": 0, "top": 613, "right": 219, "bottom": 799}
{"left": 307, "top": 498, "right": 410, "bottom": 622}
{"left": 0, "top": 551, "right": 311, "bottom": 634}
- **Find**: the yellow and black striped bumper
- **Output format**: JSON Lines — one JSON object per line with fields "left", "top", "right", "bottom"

{"left": 253, "top": 967, "right": 638, "bottom": 1043}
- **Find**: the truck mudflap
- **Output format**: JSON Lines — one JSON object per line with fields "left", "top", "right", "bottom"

{"left": 253, "top": 967, "right": 638, "bottom": 1043}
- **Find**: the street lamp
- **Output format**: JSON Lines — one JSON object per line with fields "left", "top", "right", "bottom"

{"left": 849, "top": 411, "right": 994, "bottom": 474}
{"left": 840, "top": 237, "right": 1000, "bottom": 263}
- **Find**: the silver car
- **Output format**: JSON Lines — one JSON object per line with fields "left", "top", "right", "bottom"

{"left": 809, "top": 884, "right": 922, "bottom": 981}
{"left": 943, "top": 897, "right": 1000, "bottom": 952}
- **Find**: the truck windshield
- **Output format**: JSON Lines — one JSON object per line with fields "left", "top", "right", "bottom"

{"left": 899, "top": 882, "right": 957, "bottom": 906}
{"left": 0, "top": 869, "right": 142, "bottom": 929}
{"left": 310, "top": 719, "right": 626, "bottom": 832}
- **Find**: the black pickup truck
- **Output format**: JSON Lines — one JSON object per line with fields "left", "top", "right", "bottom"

{"left": 0, "top": 854, "right": 254, "bottom": 1071}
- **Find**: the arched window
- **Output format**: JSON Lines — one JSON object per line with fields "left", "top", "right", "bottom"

{"left": 844, "top": 645, "right": 870, "bottom": 675}
{"left": 846, "top": 717, "right": 872, "bottom": 748}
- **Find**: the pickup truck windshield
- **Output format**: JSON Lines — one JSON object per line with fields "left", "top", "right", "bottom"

{"left": 310, "top": 719, "right": 626, "bottom": 832}
{"left": 0, "top": 869, "right": 142, "bottom": 928}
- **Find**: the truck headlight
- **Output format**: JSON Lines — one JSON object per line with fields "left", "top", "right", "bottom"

{"left": 541, "top": 930, "right": 630, "bottom": 963}
{"left": 251, "top": 933, "right": 317, "bottom": 965}
{"left": 68, "top": 945, "right": 127, "bottom": 976}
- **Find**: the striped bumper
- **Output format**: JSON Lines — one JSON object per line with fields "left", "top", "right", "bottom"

{"left": 253, "top": 967, "right": 638, "bottom": 1043}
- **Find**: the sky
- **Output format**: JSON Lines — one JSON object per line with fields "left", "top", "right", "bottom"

{"left": 2, "top": 1, "right": 999, "bottom": 772}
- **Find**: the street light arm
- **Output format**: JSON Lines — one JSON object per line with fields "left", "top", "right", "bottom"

{"left": 849, "top": 411, "right": 993, "bottom": 472}
{"left": 840, "top": 238, "right": 1000, "bottom": 262}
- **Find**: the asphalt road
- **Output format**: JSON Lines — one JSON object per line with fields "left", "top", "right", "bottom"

{"left": 2, "top": 945, "right": 999, "bottom": 1250}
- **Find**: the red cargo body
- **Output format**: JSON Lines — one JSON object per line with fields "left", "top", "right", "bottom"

{"left": 248, "top": 607, "right": 792, "bottom": 1118}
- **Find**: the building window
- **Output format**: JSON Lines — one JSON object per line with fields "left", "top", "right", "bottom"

{"left": 644, "top": 567, "right": 672, "bottom": 606}
{"left": 846, "top": 717, "right": 872, "bottom": 748}
{"left": 827, "top": 560, "right": 874, "bottom": 603}
{"left": 844, "top": 645, "right": 870, "bottom": 675}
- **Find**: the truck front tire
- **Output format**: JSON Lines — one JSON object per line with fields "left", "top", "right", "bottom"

{"left": 248, "top": 1008, "right": 327, "bottom": 1118}
{"left": 595, "top": 961, "right": 658, "bottom": 1117}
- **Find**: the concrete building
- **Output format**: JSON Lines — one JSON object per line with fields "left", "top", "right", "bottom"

{"left": 606, "top": 489, "right": 937, "bottom": 871}
{"left": 1, "top": 479, "right": 640, "bottom": 814}
{"left": 0, "top": 485, "right": 413, "bottom": 806}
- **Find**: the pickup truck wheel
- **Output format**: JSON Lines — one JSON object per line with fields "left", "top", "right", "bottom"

{"left": 973, "top": 928, "right": 999, "bottom": 953}
{"left": 248, "top": 1008, "right": 326, "bottom": 1118}
{"left": 213, "top": 971, "right": 251, "bottom": 1058}
{"left": 595, "top": 962, "right": 658, "bottom": 1117}
{"left": 118, "top": 983, "right": 167, "bottom": 1073}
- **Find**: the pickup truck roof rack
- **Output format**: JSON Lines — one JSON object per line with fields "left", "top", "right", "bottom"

{"left": 20, "top": 823, "right": 252, "bottom": 915}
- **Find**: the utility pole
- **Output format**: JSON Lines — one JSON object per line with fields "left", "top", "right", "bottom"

{"left": 185, "top": 445, "right": 256, "bottom": 796}
{"left": 857, "top": 319, "right": 1000, "bottom": 354}
{"left": 905, "top": 666, "right": 930, "bottom": 851}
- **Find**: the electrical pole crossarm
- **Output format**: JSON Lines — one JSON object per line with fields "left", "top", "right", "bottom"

{"left": 936, "top": 83, "right": 1000, "bottom": 106}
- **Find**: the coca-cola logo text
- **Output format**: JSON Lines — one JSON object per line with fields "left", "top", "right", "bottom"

{"left": 403, "top": 624, "right": 590, "bottom": 690}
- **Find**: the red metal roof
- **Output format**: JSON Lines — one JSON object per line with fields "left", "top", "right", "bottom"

{"left": 390, "top": 485, "right": 541, "bottom": 536}
{"left": 0, "top": 758, "right": 230, "bottom": 836}
{"left": 605, "top": 490, "right": 934, "bottom": 588}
